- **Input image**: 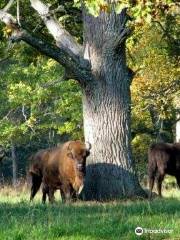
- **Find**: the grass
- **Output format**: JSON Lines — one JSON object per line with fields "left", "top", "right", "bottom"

{"left": 0, "top": 185, "right": 180, "bottom": 240}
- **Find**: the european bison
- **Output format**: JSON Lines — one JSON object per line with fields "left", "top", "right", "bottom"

{"left": 29, "top": 140, "right": 91, "bottom": 203}
{"left": 148, "top": 142, "right": 180, "bottom": 198}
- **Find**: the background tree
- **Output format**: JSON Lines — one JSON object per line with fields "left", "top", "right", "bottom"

{"left": 0, "top": 45, "right": 83, "bottom": 182}
{"left": 0, "top": 1, "right": 83, "bottom": 182}
{"left": 129, "top": 5, "right": 179, "bottom": 178}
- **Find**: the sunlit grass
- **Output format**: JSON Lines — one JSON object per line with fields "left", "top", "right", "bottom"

{"left": 0, "top": 184, "right": 180, "bottom": 240}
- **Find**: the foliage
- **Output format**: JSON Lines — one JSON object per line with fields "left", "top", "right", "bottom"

{"left": 128, "top": 6, "right": 179, "bottom": 175}
{"left": 132, "top": 133, "right": 154, "bottom": 178}
{"left": 0, "top": 44, "right": 83, "bottom": 147}
{"left": 130, "top": 22, "right": 179, "bottom": 128}
{"left": 75, "top": 0, "right": 178, "bottom": 23}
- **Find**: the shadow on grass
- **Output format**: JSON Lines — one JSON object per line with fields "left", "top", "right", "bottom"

{"left": 0, "top": 197, "right": 179, "bottom": 240}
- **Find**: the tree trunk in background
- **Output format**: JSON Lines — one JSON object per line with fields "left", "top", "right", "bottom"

{"left": 82, "top": 11, "right": 146, "bottom": 200}
{"left": 176, "top": 114, "right": 180, "bottom": 142}
{"left": 0, "top": 162, "right": 4, "bottom": 185}
{"left": 11, "top": 144, "right": 17, "bottom": 186}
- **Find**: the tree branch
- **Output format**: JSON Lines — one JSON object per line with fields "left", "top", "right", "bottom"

{"left": 102, "top": 7, "right": 132, "bottom": 52}
{"left": 115, "top": 8, "right": 132, "bottom": 49}
{"left": 153, "top": 20, "right": 179, "bottom": 45}
{"left": 13, "top": 29, "right": 91, "bottom": 83}
{"left": 114, "top": 28, "right": 132, "bottom": 49}
{"left": 22, "top": 105, "right": 27, "bottom": 121}
{"left": 30, "top": 0, "right": 82, "bottom": 57}
{"left": 118, "top": 8, "right": 132, "bottom": 29}
{"left": 2, "top": 0, "right": 15, "bottom": 12}
{"left": 0, "top": 10, "right": 18, "bottom": 30}
{"left": 0, "top": 9, "right": 92, "bottom": 85}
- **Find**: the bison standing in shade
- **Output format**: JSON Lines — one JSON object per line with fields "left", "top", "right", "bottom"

{"left": 148, "top": 142, "right": 180, "bottom": 198}
{"left": 29, "top": 140, "right": 91, "bottom": 203}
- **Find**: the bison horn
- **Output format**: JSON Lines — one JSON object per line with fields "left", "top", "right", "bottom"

{"left": 85, "top": 142, "right": 91, "bottom": 150}
{"left": 77, "top": 184, "right": 84, "bottom": 195}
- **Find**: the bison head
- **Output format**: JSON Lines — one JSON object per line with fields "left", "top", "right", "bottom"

{"left": 67, "top": 140, "right": 91, "bottom": 173}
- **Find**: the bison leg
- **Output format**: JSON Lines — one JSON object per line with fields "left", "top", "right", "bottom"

{"left": 60, "top": 185, "right": 72, "bottom": 203}
{"left": 63, "top": 191, "right": 71, "bottom": 202}
{"left": 30, "top": 174, "right": 42, "bottom": 201}
{"left": 148, "top": 168, "right": 157, "bottom": 199}
{"left": 48, "top": 188, "right": 55, "bottom": 203}
{"left": 148, "top": 160, "right": 157, "bottom": 199}
{"left": 60, "top": 189, "right": 66, "bottom": 203}
{"left": 42, "top": 185, "right": 49, "bottom": 204}
{"left": 71, "top": 190, "right": 78, "bottom": 202}
{"left": 148, "top": 176, "right": 155, "bottom": 199}
{"left": 156, "top": 174, "right": 165, "bottom": 197}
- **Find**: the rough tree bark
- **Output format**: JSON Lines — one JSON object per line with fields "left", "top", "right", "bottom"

{"left": 82, "top": 10, "right": 145, "bottom": 200}
{"left": 0, "top": 0, "right": 146, "bottom": 200}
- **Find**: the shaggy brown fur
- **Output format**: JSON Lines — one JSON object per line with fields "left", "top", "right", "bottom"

{"left": 29, "top": 140, "right": 91, "bottom": 203}
{"left": 29, "top": 149, "right": 49, "bottom": 201}
{"left": 148, "top": 142, "right": 180, "bottom": 198}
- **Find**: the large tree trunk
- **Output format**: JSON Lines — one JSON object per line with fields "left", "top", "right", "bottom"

{"left": 82, "top": 11, "right": 146, "bottom": 200}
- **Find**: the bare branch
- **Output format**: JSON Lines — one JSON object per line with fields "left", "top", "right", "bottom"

{"left": 2, "top": 0, "right": 15, "bottom": 12}
{"left": 10, "top": 29, "right": 91, "bottom": 83}
{"left": 0, "top": 109, "right": 14, "bottom": 121}
{"left": 0, "top": 9, "right": 92, "bottom": 85}
{"left": 30, "top": 0, "right": 83, "bottom": 57}
{"left": 17, "top": 0, "right": 21, "bottom": 26}
{"left": 0, "top": 10, "right": 17, "bottom": 29}
{"left": 22, "top": 105, "right": 27, "bottom": 121}
{"left": 21, "top": 106, "right": 36, "bottom": 134}
{"left": 11, "top": 30, "right": 88, "bottom": 77}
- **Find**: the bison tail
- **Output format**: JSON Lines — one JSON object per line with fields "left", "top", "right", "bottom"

{"left": 29, "top": 173, "right": 42, "bottom": 201}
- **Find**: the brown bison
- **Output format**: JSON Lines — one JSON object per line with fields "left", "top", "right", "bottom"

{"left": 29, "top": 140, "right": 91, "bottom": 203}
{"left": 148, "top": 142, "right": 180, "bottom": 198}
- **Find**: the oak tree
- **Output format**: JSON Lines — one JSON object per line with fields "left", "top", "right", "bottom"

{"left": 1, "top": 0, "right": 170, "bottom": 199}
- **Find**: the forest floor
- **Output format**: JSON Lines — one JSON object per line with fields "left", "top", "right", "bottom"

{"left": 0, "top": 184, "right": 180, "bottom": 240}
